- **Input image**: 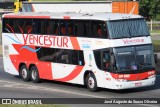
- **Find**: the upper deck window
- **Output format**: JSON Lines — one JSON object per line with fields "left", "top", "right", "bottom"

{"left": 107, "top": 18, "right": 150, "bottom": 39}
{"left": 91, "top": 21, "right": 108, "bottom": 38}
{"left": 75, "top": 20, "right": 91, "bottom": 37}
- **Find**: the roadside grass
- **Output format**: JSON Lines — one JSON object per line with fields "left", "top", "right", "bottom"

{"left": 0, "top": 105, "right": 69, "bottom": 107}
{"left": 150, "top": 30, "right": 160, "bottom": 33}
{"left": 152, "top": 40, "right": 160, "bottom": 52}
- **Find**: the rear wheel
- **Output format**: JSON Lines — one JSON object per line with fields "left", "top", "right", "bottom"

{"left": 19, "top": 65, "right": 30, "bottom": 81}
{"left": 30, "top": 66, "right": 40, "bottom": 83}
{"left": 86, "top": 73, "right": 98, "bottom": 92}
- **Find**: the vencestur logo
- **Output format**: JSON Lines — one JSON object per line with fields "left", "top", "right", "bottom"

{"left": 4, "top": 24, "right": 69, "bottom": 52}
{"left": 123, "top": 38, "right": 144, "bottom": 45}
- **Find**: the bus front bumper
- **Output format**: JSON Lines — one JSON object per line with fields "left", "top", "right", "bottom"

{"left": 112, "top": 77, "right": 156, "bottom": 90}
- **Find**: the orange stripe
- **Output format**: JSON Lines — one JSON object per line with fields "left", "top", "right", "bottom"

{"left": 70, "top": 37, "right": 80, "bottom": 50}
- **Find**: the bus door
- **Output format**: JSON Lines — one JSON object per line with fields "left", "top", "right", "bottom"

{"left": 94, "top": 49, "right": 113, "bottom": 88}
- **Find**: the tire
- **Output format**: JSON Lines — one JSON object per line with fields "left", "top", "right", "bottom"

{"left": 30, "top": 66, "right": 40, "bottom": 83}
{"left": 86, "top": 73, "right": 98, "bottom": 92}
{"left": 19, "top": 65, "right": 30, "bottom": 81}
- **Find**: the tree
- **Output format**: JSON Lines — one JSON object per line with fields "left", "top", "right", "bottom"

{"left": 139, "top": 0, "right": 160, "bottom": 21}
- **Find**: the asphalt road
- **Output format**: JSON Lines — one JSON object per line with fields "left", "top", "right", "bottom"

{"left": 0, "top": 57, "right": 160, "bottom": 107}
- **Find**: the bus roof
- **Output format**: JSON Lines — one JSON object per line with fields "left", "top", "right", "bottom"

{"left": 3, "top": 12, "right": 143, "bottom": 21}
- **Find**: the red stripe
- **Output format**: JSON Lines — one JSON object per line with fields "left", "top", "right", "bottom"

{"left": 55, "top": 66, "right": 84, "bottom": 82}
{"left": 63, "top": 16, "right": 70, "bottom": 20}
{"left": 4, "top": 15, "right": 50, "bottom": 19}
{"left": 70, "top": 37, "right": 80, "bottom": 50}
{"left": 110, "top": 70, "right": 155, "bottom": 81}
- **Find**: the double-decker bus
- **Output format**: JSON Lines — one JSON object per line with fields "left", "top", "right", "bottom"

{"left": 2, "top": 12, "right": 156, "bottom": 91}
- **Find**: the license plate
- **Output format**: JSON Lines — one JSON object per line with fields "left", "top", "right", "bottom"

{"left": 135, "top": 82, "right": 142, "bottom": 86}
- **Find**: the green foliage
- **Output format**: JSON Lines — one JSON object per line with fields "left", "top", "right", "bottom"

{"left": 139, "top": 0, "right": 160, "bottom": 21}
{"left": 152, "top": 40, "right": 160, "bottom": 52}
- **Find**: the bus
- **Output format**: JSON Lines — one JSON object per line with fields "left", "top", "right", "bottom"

{"left": 2, "top": 12, "right": 156, "bottom": 91}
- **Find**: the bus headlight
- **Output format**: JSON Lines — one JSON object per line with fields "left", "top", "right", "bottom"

{"left": 148, "top": 75, "right": 155, "bottom": 79}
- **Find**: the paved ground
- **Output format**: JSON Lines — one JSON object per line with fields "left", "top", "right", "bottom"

{"left": 0, "top": 45, "right": 2, "bottom": 56}
{"left": 0, "top": 57, "right": 160, "bottom": 107}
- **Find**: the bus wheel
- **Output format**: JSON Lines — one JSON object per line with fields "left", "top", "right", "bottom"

{"left": 86, "top": 73, "right": 98, "bottom": 92}
{"left": 20, "top": 65, "right": 30, "bottom": 81}
{"left": 30, "top": 66, "right": 40, "bottom": 83}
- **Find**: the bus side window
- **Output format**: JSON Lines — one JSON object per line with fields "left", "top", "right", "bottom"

{"left": 3, "top": 18, "right": 10, "bottom": 33}
{"left": 60, "top": 21, "right": 66, "bottom": 35}
{"left": 5, "top": 19, "right": 20, "bottom": 33}
{"left": 91, "top": 21, "right": 107, "bottom": 38}
{"left": 102, "top": 23, "right": 108, "bottom": 38}
{"left": 75, "top": 20, "right": 91, "bottom": 37}
{"left": 33, "top": 19, "right": 45, "bottom": 34}
{"left": 13, "top": 19, "right": 20, "bottom": 33}
{"left": 102, "top": 51, "right": 111, "bottom": 69}
{"left": 47, "top": 26, "right": 51, "bottom": 34}
{"left": 75, "top": 21, "right": 84, "bottom": 36}
{"left": 60, "top": 20, "right": 75, "bottom": 36}
{"left": 94, "top": 49, "right": 111, "bottom": 71}
{"left": 26, "top": 20, "right": 33, "bottom": 33}
{"left": 97, "top": 26, "right": 103, "bottom": 36}
{"left": 21, "top": 20, "right": 26, "bottom": 33}
{"left": 67, "top": 21, "right": 74, "bottom": 36}
{"left": 78, "top": 51, "right": 85, "bottom": 66}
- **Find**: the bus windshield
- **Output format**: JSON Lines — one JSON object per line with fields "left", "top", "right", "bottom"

{"left": 113, "top": 45, "right": 155, "bottom": 72}
{"left": 107, "top": 18, "right": 150, "bottom": 39}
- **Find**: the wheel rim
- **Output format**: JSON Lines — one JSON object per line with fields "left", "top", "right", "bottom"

{"left": 31, "top": 70, "right": 37, "bottom": 80}
{"left": 88, "top": 77, "right": 95, "bottom": 89}
{"left": 22, "top": 68, "right": 27, "bottom": 79}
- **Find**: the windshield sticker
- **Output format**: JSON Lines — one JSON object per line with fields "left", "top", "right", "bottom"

{"left": 118, "top": 52, "right": 132, "bottom": 55}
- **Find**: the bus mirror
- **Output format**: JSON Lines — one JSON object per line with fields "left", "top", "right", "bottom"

{"left": 154, "top": 53, "right": 158, "bottom": 64}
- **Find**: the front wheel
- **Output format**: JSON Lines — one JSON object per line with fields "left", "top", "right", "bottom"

{"left": 86, "top": 73, "right": 98, "bottom": 92}
{"left": 30, "top": 66, "right": 40, "bottom": 83}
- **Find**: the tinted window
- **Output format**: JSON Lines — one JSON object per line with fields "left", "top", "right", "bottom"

{"left": 33, "top": 19, "right": 45, "bottom": 34}
{"left": 94, "top": 49, "right": 111, "bottom": 71}
{"left": 21, "top": 19, "right": 33, "bottom": 34}
{"left": 60, "top": 20, "right": 74, "bottom": 36}
{"left": 36, "top": 47, "right": 84, "bottom": 66}
{"left": 46, "top": 20, "right": 59, "bottom": 35}
{"left": 3, "top": 18, "right": 9, "bottom": 33}
{"left": 91, "top": 21, "right": 108, "bottom": 38}
{"left": 75, "top": 20, "right": 91, "bottom": 37}
{"left": 108, "top": 19, "right": 150, "bottom": 39}
{"left": 3, "top": 18, "right": 21, "bottom": 33}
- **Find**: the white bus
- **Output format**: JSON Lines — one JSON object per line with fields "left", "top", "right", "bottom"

{"left": 2, "top": 12, "right": 156, "bottom": 91}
